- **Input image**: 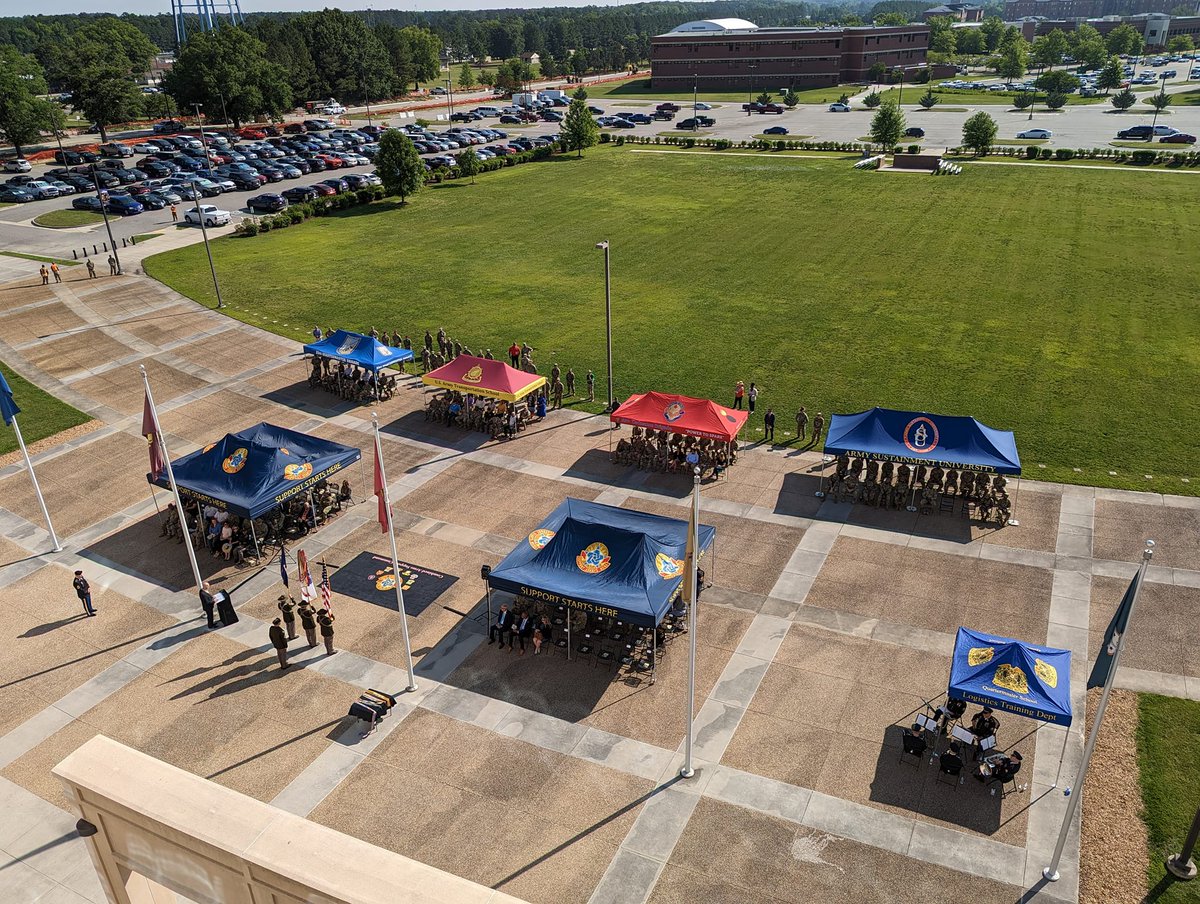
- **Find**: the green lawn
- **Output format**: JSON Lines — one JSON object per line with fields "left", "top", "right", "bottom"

{"left": 32, "top": 209, "right": 104, "bottom": 228}
{"left": 1137, "top": 694, "right": 1200, "bottom": 902}
{"left": 878, "top": 86, "right": 1103, "bottom": 106}
{"left": 586, "top": 77, "right": 858, "bottom": 105}
{"left": 144, "top": 146, "right": 1200, "bottom": 493}
{"left": 1175, "top": 88, "right": 1200, "bottom": 106}
{"left": 0, "top": 361, "right": 90, "bottom": 455}
{"left": 0, "top": 250, "right": 80, "bottom": 266}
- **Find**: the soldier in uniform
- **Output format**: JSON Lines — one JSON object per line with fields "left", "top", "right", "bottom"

{"left": 795, "top": 406, "right": 808, "bottom": 443}
{"left": 403, "top": 335, "right": 412, "bottom": 351}
{"left": 552, "top": 378, "right": 564, "bottom": 409}
{"left": 298, "top": 601, "right": 318, "bottom": 648}
{"left": 812, "top": 412, "right": 825, "bottom": 444}
{"left": 317, "top": 609, "right": 336, "bottom": 655}
{"left": 424, "top": 330, "right": 433, "bottom": 352}
{"left": 586, "top": 370, "right": 595, "bottom": 402}
{"left": 565, "top": 367, "right": 575, "bottom": 397}
{"left": 391, "top": 330, "right": 401, "bottom": 346}
{"left": 453, "top": 340, "right": 462, "bottom": 359}
{"left": 436, "top": 328, "right": 447, "bottom": 355}
{"left": 550, "top": 363, "right": 561, "bottom": 387}
{"left": 484, "top": 348, "right": 494, "bottom": 360}
{"left": 462, "top": 345, "right": 472, "bottom": 357}
{"left": 421, "top": 347, "right": 431, "bottom": 372}
{"left": 278, "top": 594, "right": 298, "bottom": 640}
{"left": 269, "top": 618, "right": 289, "bottom": 670}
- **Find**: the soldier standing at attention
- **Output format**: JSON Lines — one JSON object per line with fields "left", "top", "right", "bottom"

{"left": 269, "top": 618, "right": 290, "bottom": 670}
{"left": 278, "top": 594, "right": 298, "bottom": 641}
{"left": 484, "top": 348, "right": 494, "bottom": 360}
{"left": 550, "top": 362, "right": 561, "bottom": 388}
{"left": 453, "top": 339, "right": 462, "bottom": 359}
{"left": 403, "top": 335, "right": 412, "bottom": 352}
{"left": 795, "top": 406, "right": 808, "bottom": 443}
{"left": 298, "top": 601, "right": 318, "bottom": 648}
{"left": 86, "top": 259, "right": 96, "bottom": 278}
{"left": 565, "top": 367, "right": 576, "bottom": 397}
{"left": 764, "top": 408, "right": 776, "bottom": 443}
{"left": 107, "top": 255, "right": 117, "bottom": 275}
{"left": 421, "top": 347, "right": 431, "bottom": 372}
{"left": 437, "top": 327, "right": 447, "bottom": 355}
{"left": 424, "top": 330, "right": 433, "bottom": 352}
{"left": 73, "top": 570, "right": 96, "bottom": 617}
{"left": 552, "top": 377, "right": 564, "bottom": 409}
{"left": 812, "top": 412, "right": 826, "bottom": 444}
{"left": 317, "top": 608, "right": 336, "bottom": 655}
{"left": 586, "top": 370, "right": 595, "bottom": 402}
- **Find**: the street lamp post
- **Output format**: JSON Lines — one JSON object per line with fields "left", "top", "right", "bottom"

{"left": 89, "top": 165, "right": 121, "bottom": 276}
{"left": 595, "top": 240, "right": 613, "bottom": 412}
{"left": 1027, "top": 84, "right": 1037, "bottom": 121}
{"left": 1149, "top": 72, "right": 1169, "bottom": 137}
{"left": 216, "top": 91, "right": 229, "bottom": 126}
{"left": 191, "top": 104, "right": 225, "bottom": 310}
{"left": 445, "top": 78, "right": 455, "bottom": 121}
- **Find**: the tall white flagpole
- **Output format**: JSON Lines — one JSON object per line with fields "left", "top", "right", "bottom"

{"left": 372, "top": 412, "right": 417, "bottom": 692}
{"left": 680, "top": 464, "right": 701, "bottom": 778}
{"left": 140, "top": 366, "right": 203, "bottom": 592}
{"left": 9, "top": 414, "right": 61, "bottom": 552}
{"left": 1043, "top": 539, "right": 1154, "bottom": 882}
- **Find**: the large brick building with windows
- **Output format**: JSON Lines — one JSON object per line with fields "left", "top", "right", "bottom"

{"left": 649, "top": 18, "right": 931, "bottom": 91}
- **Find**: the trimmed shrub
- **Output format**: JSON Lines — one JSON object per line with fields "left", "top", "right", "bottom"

{"left": 1130, "top": 150, "right": 1156, "bottom": 165}
{"left": 258, "top": 217, "right": 272, "bottom": 232}
{"left": 599, "top": 132, "right": 611, "bottom": 143}
{"left": 271, "top": 213, "right": 290, "bottom": 229}
{"left": 286, "top": 207, "right": 304, "bottom": 224}
{"left": 1054, "top": 149, "right": 1074, "bottom": 160}
{"left": 235, "top": 219, "right": 258, "bottom": 237}
{"left": 355, "top": 188, "right": 374, "bottom": 205}
{"left": 1039, "top": 148, "right": 1053, "bottom": 160}
{"left": 908, "top": 144, "right": 919, "bottom": 154}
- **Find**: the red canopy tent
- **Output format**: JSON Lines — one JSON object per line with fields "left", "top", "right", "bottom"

{"left": 610, "top": 391, "right": 748, "bottom": 442}
{"left": 421, "top": 355, "right": 546, "bottom": 402}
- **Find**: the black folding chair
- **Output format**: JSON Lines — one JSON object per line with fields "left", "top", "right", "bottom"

{"left": 898, "top": 730, "right": 927, "bottom": 768}
{"left": 936, "top": 757, "right": 963, "bottom": 789}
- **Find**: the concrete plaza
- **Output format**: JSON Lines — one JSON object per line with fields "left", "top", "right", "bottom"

{"left": 0, "top": 267, "right": 1197, "bottom": 904}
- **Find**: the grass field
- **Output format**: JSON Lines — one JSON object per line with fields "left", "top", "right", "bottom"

{"left": 0, "top": 362, "right": 90, "bottom": 456}
{"left": 0, "top": 250, "right": 80, "bottom": 266}
{"left": 1176, "top": 88, "right": 1200, "bottom": 106}
{"left": 1137, "top": 695, "right": 1200, "bottom": 902}
{"left": 586, "top": 77, "right": 858, "bottom": 106}
{"left": 32, "top": 209, "right": 104, "bottom": 228}
{"left": 144, "top": 145, "right": 1200, "bottom": 493}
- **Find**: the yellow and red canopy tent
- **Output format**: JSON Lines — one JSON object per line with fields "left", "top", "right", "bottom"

{"left": 420, "top": 354, "right": 546, "bottom": 402}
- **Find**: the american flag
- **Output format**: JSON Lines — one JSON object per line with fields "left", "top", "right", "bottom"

{"left": 319, "top": 561, "right": 332, "bottom": 610}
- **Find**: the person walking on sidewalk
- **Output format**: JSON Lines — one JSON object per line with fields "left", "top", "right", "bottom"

{"left": 39, "top": 265, "right": 49, "bottom": 285}
{"left": 317, "top": 608, "right": 336, "bottom": 655}
{"left": 170, "top": 204, "right": 178, "bottom": 222}
{"left": 269, "top": 618, "right": 290, "bottom": 670}
{"left": 50, "top": 263, "right": 61, "bottom": 284}
{"left": 72, "top": 570, "right": 96, "bottom": 617}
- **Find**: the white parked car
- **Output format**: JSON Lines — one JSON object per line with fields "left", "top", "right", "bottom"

{"left": 184, "top": 205, "right": 231, "bottom": 227}
{"left": 828, "top": 102, "right": 852, "bottom": 112}
{"left": 3, "top": 158, "right": 31, "bottom": 172}
{"left": 1017, "top": 128, "right": 1052, "bottom": 139}
{"left": 132, "top": 143, "right": 159, "bottom": 154}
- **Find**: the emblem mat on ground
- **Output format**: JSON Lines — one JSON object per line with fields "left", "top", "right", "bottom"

{"left": 334, "top": 552, "right": 458, "bottom": 616}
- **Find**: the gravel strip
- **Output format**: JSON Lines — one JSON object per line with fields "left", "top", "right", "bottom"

{"left": 1080, "top": 688, "right": 1149, "bottom": 904}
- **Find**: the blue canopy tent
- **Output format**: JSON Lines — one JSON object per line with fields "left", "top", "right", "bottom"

{"left": 148, "top": 422, "right": 361, "bottom": 521}
{"left": 823, "top": 408, "right": 1020, "bottom": 474}
{"left": 948, "top": 628, "right": 1072, "bottom": 727}
{"left": 487, "top": 499, "right": 715, "bottom": 674}
{"left": 302, "top": 330, "right": 414, "bottom": 374}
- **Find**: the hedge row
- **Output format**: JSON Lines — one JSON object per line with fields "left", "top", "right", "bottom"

{"left": 945, "top": 145, "right": 1200, "bottom": 167}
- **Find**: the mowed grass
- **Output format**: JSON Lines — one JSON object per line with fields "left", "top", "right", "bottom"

{"left": 587, "top": 76, "right": 859, "bottom": 105}
{"left": 1137, "top": 695, "right": 1200, "bottom": 902}
{"left": 0, "top": 362, "right": 91, "bottom": 455}
{"left": 143, "top": 146, "right": 1200, "bottom": 493}
{"left": 32, "top": 209, "right": 104, "bottom": 228}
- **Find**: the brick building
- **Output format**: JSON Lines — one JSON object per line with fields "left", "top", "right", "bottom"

{"left": 1004, "top": 0, "right": 1199, "bottom": 18}
{"left": 922, "top": 4, "right": 985, "bottom": 22}
{"left": 649, "top": 19, "right": 931, "bottom": 91}
{"left": 1013, "top": 12, "right": 1200, "bottom": 47}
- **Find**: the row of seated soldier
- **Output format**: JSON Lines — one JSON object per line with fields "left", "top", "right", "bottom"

{"left": 613, "top": 428, "right": 735, "bottom": 478}
{"left": 827, "top": 456, "right": 1012, "bottom": 525}
{"left": 308, "top": 356, "right": 399, "bottom": 402}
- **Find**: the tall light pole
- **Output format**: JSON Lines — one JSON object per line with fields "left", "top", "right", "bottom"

{"left": 191, "top": 104, "right": 225, "bottom": 310}
{"left": 1149, "top": 72, "right": 1169, "bottom": 138}
{"left": 594, "top": 241, "right": 613, "bottom": 412}
{"left": 89, "top": 165, "right": 121, "bottom": 276}
{"left": 445, "top": 78, "right": 455, "bottom": 121}
{"left": 216, "top": 90, "right": 229, "bottom": 126}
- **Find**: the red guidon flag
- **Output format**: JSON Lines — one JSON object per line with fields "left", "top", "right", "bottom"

{"left": 374, "top": 442, "right": 389, "bottom": 533}
{"left": 142, "top": 392, "right": 165, "bottom": 481}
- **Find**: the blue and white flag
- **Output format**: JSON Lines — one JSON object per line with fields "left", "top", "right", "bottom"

{"left": 0, "top": 370, "right": 20, "bottom": 427}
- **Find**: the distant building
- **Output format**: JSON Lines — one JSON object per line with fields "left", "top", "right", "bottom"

{"left": 923, "top": 4, "right": 985, "bottom": 22}
{"left": 650, "top": 19, "right": 931, "bottom": 90}
{"left": 521, "top": 52, "right": 541, "bottom": 66}
{"left": 1004, "top": 0, "right": 1198, "bottom": 19}
{"left": 1013, "top": 11, "right": 1200, "bottom": 47}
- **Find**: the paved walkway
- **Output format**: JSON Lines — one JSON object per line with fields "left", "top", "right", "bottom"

{"left": 2, "top": 273, "right": 1197, "bottom": 903}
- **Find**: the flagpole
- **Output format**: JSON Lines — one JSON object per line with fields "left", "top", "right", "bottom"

{"left": 1043, "top": 539, "right": 1154, "bottom": 882}
{"left": 680, "top": 464, "right": 701, "bottom": 779}
{"left": 141, "top": 366, "right": 203, "bottom": 592}
{"left": 372, "top": 412, "right": 417, "bottom": 692}
{"left": 9, "top": 414, "right": 61, "bottom": 552}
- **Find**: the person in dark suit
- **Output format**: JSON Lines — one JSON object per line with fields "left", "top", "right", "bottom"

{"left": 489, "top": 603, "right": 514, "bottom": 649}
{"left": 514, "top": 610, "right": 534, "bottom": 655}
{"left": 72, "top": 570, "right": 96, "bottom": 616}
{"left": 533, "top": 615, "right": 552, "bottom": 655}
{"left": 940, "top": 741, "right": 964, "bottom": 775}
{"left": 199, "top": 581, "right": 216, "bottom": 629}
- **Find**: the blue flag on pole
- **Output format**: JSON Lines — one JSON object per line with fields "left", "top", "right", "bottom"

{"left": 1087, "top": 572, "right": 1137, "bottom": 689}
{"left": 0, "top": 370, "right": 20, "bottom": 427}
{"left": 280, "top": 545, "right": 289, "bottom": 588}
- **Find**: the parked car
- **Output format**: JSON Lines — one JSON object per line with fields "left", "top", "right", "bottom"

{"left": 1160, "top": 132, "right": 1197, "bottom": 144}
{"left": 152, "top": 120, "right": 186, "bottom": 134}
{"left": 53, "top": 149, "right": 84, "bottom": 166}
{"left": 1017, "top": 128, "right": 1052, "bottom": 139}
{"left": 99, "top": 142, "right": 134, "bottom": 157}
{"left": 281, "top": 185, "right": 318, "bottom": 203}
{"left": 22, "top": 180, "right": 61, "bottom": 200}
{"left": 247, "top": 192, "right": 288, "bottom": 212}
{"left": 238, "top": 127, "right": 267, "bottom": 140}
{"left": 587, "top": 105, "right": 605, "bottom": 115}
{"left": 137, "top": 192, "right": 168, "bottom": 210}
{"left": 3, "top": 158, "right": 31, "bottom": 173}
{"left": 499, "top": 114, "right": 522, "bottom": 124}
{"left": 624, "top": 113, "right": 652, "bottom": 124}
{"left": 107, "top": 195, "right": 144, "bottom": 215}
{"left": 763, "top": 125, "right": 790, "bottom": 135}
{"left": 73, "top": 195, "right": 106, "bottom": 211}
{"left": 828, "top": 102, "right": 852, "bottom": 112}
{"left": 652, "top": 110, "right": 675, "bottom": 121}
{"left": 0, "top": 186, "right": 34, "bottom": 202}
{"left": 45, "top": 179, "right": 76, "bottom": 195}
{"left": 656, "top": 103, "right": 680, "bottom": 112}
{"left": 903, "top": 127, "right": 925, "bottom": 138}
{"left": 320, "top": 177, "right": 349, "bottom": 193}
{"left": 309, "top": 182, "right": 337, "bottom": 196}
{"left": 1116, "top": 125, "right": 1153, "bottom": 139}
{"left": 184, "top": 204, "right": 231, "bottom": 227}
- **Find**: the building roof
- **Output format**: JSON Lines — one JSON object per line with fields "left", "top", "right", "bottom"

{"left": 665, "top": 18, "right": 760, "bottom": 35}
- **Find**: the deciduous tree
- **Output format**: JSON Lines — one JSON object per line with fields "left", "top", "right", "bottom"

{"left": 995, "top": 39, "right": 1028, "bottom": 81}
{"left": 1105, "top": 24, "right": 1143, "bottom": 58}
{"left": 562, "top": 96, "right": 598, "bottom": 157}
{"left": 375, "top": 130, "right": 424, "bottom": 203}
{"left": 165, "top": 26, "right": 291, "bottom": 128}
{"left": 457, "top": 146, "right": 480, "bottom": 183}
{"left": 961, "top": 110, "right": 997, "bottom": 155}
{"left": 868, "top": 100, "right": 905, "bottom": 147}
{"left": 0, "top": 47, "right": 60, "bottom": 158}
{"left": 1096, "top": 57, "right": 1123, "bottom": 94}
{"left": 54, "top": 19, "right": 156, "bottom": 142}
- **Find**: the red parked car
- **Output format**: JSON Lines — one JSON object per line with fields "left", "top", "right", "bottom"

{"left": 283, "top": 123, "right": 306, "bottom": 134}
{"left": 310, "top": 183, "right": 337, "bottom": 196}
{"left": 316, "top": 154, "right": 343, "bottom": 168}
{"left": 1160, "top": 132, "right": 1197, "bottom": 144}
{"left": 238, "top": 127, "right": 267, "bottom": 140}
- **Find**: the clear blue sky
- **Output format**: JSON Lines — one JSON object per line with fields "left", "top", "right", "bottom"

{"left": 25, "top": 0, "right": 647, "bottom": 13}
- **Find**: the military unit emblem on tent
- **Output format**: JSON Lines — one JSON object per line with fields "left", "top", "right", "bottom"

{"left": 284, "top": 462, "right": 314, "bottom": 481}
{"left": 222, "top": 447, "right": 249, "bottom": 473}
{"left": 664, "top": 401, "right": 684, "bottom": 422}
{"left": 528, "top": 528, "right": 555, "bottom": 550}
{"left": 903, "top": 416, "right": 939, "bottom": 454}
{"left": 577, "top": 542, "right": 611, "bottom": 574}
{"left": 655, "top": 552, "right": 683, "bottom": 580}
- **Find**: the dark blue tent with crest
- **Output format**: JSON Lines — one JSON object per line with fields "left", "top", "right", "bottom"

{"left": 149, "top": 422, "right": 361, "bottom": 519}
{"left": 302, "top": 330, "right": 413, "bottom": 371}
{"left": 948, "top": 628, "right": 1072, "bottom": 726}
{"left": 487, "top": 498, "right": 716, "bottom": 628}
{"left": 823, "top": 407, "right": 1020, "bottom": 474}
